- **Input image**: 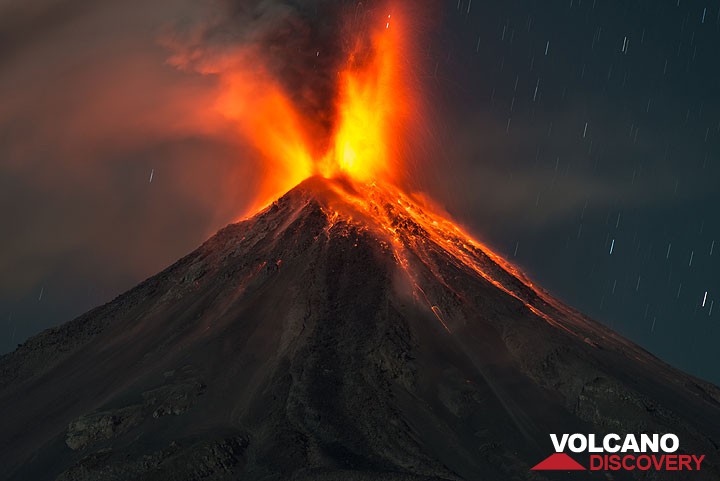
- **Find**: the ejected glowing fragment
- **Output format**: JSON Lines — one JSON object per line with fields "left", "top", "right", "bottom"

{"left": 430, "top": 306, "right": 451, "bottom": 333}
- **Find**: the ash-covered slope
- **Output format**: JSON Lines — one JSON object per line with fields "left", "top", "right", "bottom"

{"left": 1, "top": 176, "right": 719, "bottom": 481}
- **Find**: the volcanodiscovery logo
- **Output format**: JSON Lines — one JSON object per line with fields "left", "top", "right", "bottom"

{"left": 531, "top": 433, "right": 705, "bottom": 472}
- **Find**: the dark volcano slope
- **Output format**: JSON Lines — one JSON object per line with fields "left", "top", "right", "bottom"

{"left": 1, "top": 177, "right": 719, "bottom": 481}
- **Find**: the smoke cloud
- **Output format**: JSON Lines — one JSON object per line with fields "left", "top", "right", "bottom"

{"left": 0, "top": 0, "right": 389, "bottom": 350}
{"left": 163, "top": 1, "right": 346, "bottom": 144}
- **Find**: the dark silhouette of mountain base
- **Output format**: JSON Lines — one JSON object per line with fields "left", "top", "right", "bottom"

{"left": 1, "top": 176, "right": 719, "bottom": 480}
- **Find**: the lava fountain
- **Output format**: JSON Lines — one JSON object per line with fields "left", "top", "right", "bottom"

{"left": 215, "top": 2, "right": 592, "bottom": 337}
{"left": 323, "top": 10, "right": 412, "bottom": 184}
{"left": 216, "top": 3, "right": 415, "bottom": 211}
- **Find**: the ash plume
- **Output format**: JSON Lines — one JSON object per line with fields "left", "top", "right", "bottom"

{"left": 163, "top": 0, "right": 362, "bottom": 151}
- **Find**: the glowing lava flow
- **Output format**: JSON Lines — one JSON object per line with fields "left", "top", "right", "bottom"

{"left": 222, "top": 4, "right": 603, "bottom": 340}
{"left": 282, "top": 176, "right": 598, "bottom": 340}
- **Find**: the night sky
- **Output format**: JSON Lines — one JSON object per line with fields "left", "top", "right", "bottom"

{"left": 1, "top": 0, "right": 719, "bottom": 384}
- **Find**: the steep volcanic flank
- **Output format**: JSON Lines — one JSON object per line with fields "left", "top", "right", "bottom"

{"left": 1, "top": 176, "right": 720, "bottom": 481}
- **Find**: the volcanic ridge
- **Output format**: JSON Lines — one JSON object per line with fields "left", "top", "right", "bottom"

{"left": 1, "top": 176, "right": 720, "bottom": 481}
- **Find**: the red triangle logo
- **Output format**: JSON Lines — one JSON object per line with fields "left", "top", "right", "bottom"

{"left": 531, "top": 452, "right": 586, "bottom": 471}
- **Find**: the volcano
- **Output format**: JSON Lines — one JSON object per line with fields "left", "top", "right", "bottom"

{"left": 1, "top": 176, "right": 719, "bottom": 480}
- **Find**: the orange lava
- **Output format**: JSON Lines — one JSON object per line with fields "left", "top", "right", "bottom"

{"left": 217, "top": 68, "right": 315, "bottom": 213}
{"left": 217, "top": 3, "right": 412, "bottom": 211}
{"left": 218, "top": 3, "right": 603, "bottom": 339}
{"left": 290, "top": 176, "right": 595, "bottom": 339}
{"left": 321, "top": 11, "right": 411, "bottom": 184}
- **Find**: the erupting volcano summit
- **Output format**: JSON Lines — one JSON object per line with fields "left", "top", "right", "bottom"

{"left": 1, "top": 3, "right": 720, "bottom": 481}
{"left": 215, "top": 4, "right": 421, "bottom": 213}
{"left": 1, "top": 175, "right": 720, "bottom": 480}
